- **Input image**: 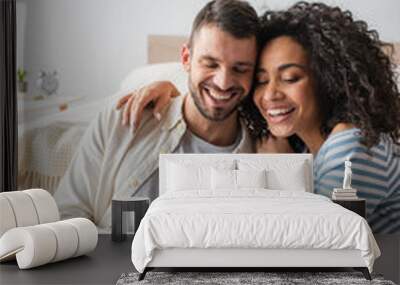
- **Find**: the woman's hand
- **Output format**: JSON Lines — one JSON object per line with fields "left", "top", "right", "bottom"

{"left": 116, "top": 81, "right": 180, "bottom": 130}
{"left": 256, "top": 135, "right": 294, "bottom": 153}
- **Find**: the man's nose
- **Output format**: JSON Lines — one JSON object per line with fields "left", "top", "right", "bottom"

{"left": 213, "top": 68, "right": 234, "bottom": 91}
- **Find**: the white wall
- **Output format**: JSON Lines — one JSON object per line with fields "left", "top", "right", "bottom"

{"left": 17, "top": 0, "right": 400, "bottom": 100}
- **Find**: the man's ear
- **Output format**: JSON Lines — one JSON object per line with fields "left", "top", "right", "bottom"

{"left": 181, "top": 43, "right": 191, "bottom": 72}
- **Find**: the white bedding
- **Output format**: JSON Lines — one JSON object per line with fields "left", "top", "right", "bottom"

{"left": 131, "top": 190, "right": 380, "bottom": 273}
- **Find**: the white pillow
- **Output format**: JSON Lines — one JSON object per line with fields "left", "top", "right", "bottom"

{"left": 165, "top": 158, "right": 237, "bottom": 192}
{"left": 267, "top": 166, "right": 307, "bottom": 191}
{"left": 237, "top": 159, "right": 308, "bottom": 191}
{"left": 167, "top": 162, "right": 211, "bottom": 191}
{"left": 119, "top": 62, "right": 188, "bottom": 94}
{"left": 236, "top": 169, "right": 267, "bottom": 189}
{"left": 211, "top": 168, "right": 267, "bottom": 190}
{"left": 211, "top": 168, "right": 236, "bottom": 190}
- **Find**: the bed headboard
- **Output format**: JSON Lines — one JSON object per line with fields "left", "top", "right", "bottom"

{"left": 159, "top": 153, "right": 314, "bottom": 195}
{"left": 384, "top": 43, "right": 400, "bottom": 65}
{"left": 148, "top": 35, "right": 187, "bottom": 64}
{"left": 148, "top": 35, "right": 400, "bottom": 65}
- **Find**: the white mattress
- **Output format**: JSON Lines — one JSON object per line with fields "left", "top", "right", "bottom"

{"left": 131, "top": 190, "right": 380, "bottom": 273}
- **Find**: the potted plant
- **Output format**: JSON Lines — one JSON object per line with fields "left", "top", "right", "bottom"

{"left": 17, "top": 68, "right": 28, "bottom": 93}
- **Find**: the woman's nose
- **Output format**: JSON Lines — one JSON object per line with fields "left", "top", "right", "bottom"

{"left": 255, "top": 82, "right": 285, "bottom": 110}
{"left": 262, "top": 82, "right": 284, "bottom": 103}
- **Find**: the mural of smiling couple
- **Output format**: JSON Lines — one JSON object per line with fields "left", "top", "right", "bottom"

{"left": 54, "top": 0, "right": 400, "bottom": 234}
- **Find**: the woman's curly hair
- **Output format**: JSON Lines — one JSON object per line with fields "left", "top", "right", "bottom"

{"left": 239, "top": 1, "right": 400, "bottom": 148}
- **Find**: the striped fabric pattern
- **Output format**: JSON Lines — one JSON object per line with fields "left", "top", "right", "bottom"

{"left": 314, "top": 128, "right": 400, "bottom": 234}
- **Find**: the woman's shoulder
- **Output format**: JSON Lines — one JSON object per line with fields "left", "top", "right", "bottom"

{"left": 315, "top": 126, "right": 399, "bottom": 173}
{"left": 317, "top": 127, "right": 364, "bottom": 159}
{"left": 329, "top": 123, "right": 355, "bottom": 136}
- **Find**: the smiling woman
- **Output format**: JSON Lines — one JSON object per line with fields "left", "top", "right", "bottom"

{"left": 242, "top": 2, "right": 400, "bottom": 234}
{"left": 246, "top": 3, "right": 400, "bottom": 148}
{"left": 253, "top": 36, "right": 321, "bottom": 151}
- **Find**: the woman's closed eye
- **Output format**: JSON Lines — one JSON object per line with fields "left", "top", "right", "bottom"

{"left": 255, "top": 71, "right": 304, "bottom": 86}
{"left": 282, "top": 76, "right": 301, "bottom": 83}
{"left": 256, "top": 79, "right": 268, "bottom": 85}
{"left": 255, "top": 73, "right": 269, "bottom": 85}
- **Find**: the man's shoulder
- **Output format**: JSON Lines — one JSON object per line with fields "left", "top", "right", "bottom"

{"left": 95, "top": 94, "right": 185, "bottom": 134}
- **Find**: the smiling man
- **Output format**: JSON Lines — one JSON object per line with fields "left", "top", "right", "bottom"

{"left": 53, "top": 0, "right": 259, "bottom": 229}
{"left": 182, "top": 19, "right": 257, "bottom": 147}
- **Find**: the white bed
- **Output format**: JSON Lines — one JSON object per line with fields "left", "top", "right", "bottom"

{"left": 131, "top": 153, "right": 380, "bottom": 280}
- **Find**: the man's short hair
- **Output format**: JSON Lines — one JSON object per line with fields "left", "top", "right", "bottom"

{"left": 188, "top": 0, "right": 260, "bottom": 48}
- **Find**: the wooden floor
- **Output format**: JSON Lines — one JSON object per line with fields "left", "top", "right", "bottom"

{"left": 0, "top": 234, "right": 398, "bottom": 284}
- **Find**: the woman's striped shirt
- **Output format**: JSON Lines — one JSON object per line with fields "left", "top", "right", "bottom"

{"left": 314, "top": 128, "right": 400, "bottom": 234}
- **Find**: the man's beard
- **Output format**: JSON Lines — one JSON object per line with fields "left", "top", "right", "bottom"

{"left": 187, "top": 76, "right": 244, "bottom": 122}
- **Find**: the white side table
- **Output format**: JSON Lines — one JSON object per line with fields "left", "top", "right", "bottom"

{"left": 17, "top": 95, "right": 85, "bottom": 124}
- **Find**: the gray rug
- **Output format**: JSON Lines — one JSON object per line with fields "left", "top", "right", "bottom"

{"left": 116, "top": 272, "right": 396, "bottom": 285}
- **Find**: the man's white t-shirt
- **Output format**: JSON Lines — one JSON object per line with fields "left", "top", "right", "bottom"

{"left": 134, "top": 128, "right": 241, "bottom": 201}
